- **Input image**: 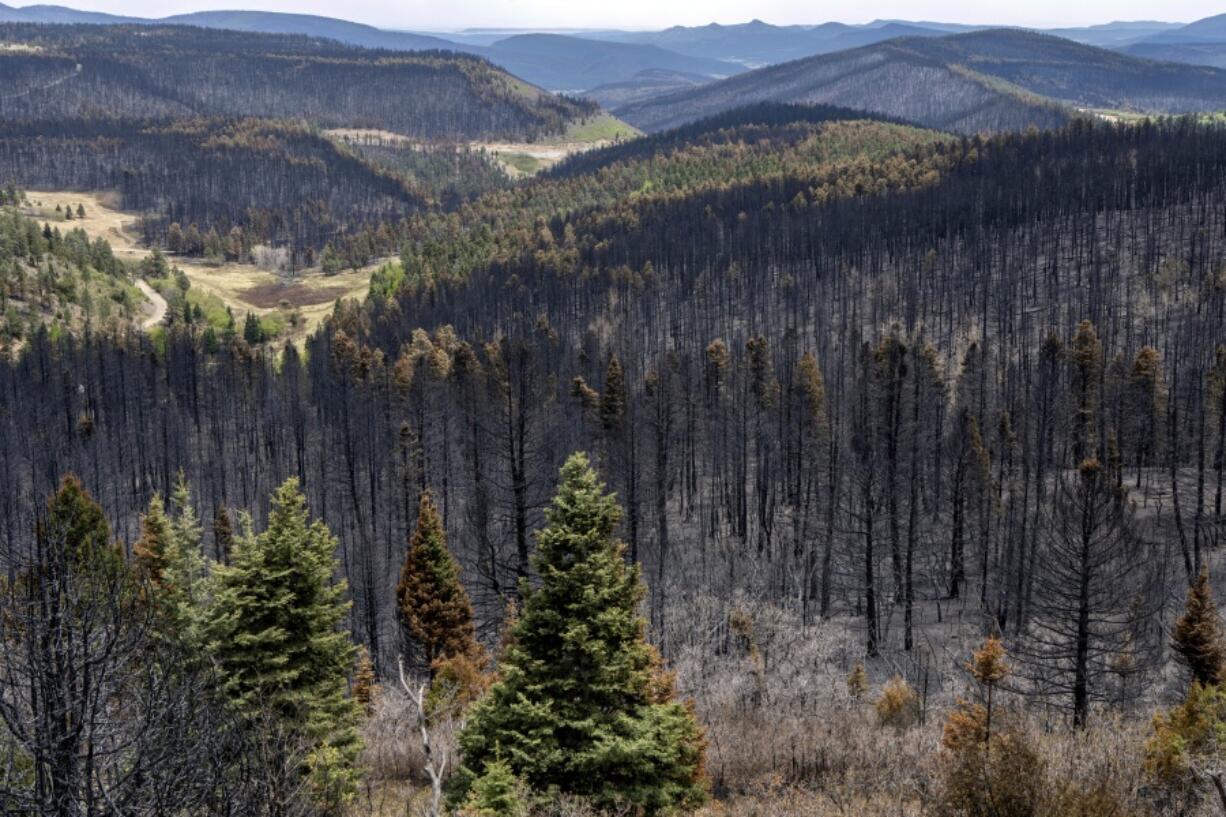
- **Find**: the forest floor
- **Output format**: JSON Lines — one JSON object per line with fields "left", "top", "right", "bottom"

{"left": 23, "top": 191, "right": 375, "bottom": 343}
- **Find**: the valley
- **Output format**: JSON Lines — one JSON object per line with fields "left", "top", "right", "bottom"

{"left": 4, "top": 6, "right": 1226, "bottom": 817}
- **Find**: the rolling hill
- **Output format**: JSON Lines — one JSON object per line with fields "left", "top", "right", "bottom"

{"left": 1132, "top": 12, "right": 1226, "bottom": 44}
{"left": 582, "top": 19, "right": 955, "bottom": 66}
{"left": 159, "top": 10, "right": 459, "bottom": 50}
{"left": 0, "top": 4, "right": 746, "bottom": 92}
{"left": 482, "top": 34, "right": 743, "bottom": 91}
{"left": 583, "top": 68, "right": 715, "bottom": 109}
{"left": 617, "top": 29, "right": 1226, "bottom": 134}
{"left": 0, "top": 24, "right": 597, "bottom": 140}
{"left": 0, "top": 0, "right": 141, "bottom": 23}
{"left": 1122, "top": 41, "right": 1226, "bottom": 69}
{"left": 1116, "top": 13, "right": 1226, "bottom": 68}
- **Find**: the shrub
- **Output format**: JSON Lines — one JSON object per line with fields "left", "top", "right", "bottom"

{"left": 938, "top": 701, "right": 1044, "bottom": 817}
{"left": 876, "top": 675, "right": 921, "bottom": 729}
{"left": 1145, "top": 681, "right": 1226, "bottom": 811}
{"left": 847, "top": 663, "right": 869, "bottom": 703}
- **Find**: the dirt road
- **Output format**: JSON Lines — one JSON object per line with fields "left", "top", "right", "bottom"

{"left": 135, "top": 279, "right": 167, "bottom": 330}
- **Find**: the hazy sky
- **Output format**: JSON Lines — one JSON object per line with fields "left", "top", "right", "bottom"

{"left": 13, "top": 0, "right": 1225, "bottom": 30}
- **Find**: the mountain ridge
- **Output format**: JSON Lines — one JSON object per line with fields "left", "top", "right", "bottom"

{"left": 616, "top": 28, "right": 1226, "bottom": 134}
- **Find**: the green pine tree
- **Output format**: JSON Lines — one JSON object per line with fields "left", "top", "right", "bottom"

{"left": 206, "top": 478, "right": 361, "bottom": 807}
{"left": 163, "top": 473, "right": 208, "bottom": 644}
{"left": 460, "top": 758, "right": 528, "bottom": 817}
{"left": 41, "top": 474, "right": 125, "bottom": 580}
{"left": 453, "top": 453, "right": 707, "bottom": 814}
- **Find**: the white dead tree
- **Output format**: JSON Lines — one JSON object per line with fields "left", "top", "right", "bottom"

{"left": 252, "top": 244, "right": 292, "bottom": 280}
{"left": 399, "top": 657, "right": 448, "bottom": 817}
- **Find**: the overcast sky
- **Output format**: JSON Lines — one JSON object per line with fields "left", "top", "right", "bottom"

{"left": 13, "top": 0, "right": 1224, "bottom": 30}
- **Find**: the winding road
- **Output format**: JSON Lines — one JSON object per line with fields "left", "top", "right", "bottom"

{"left": 135, "top": 279, "right": 168, "bottom": 330}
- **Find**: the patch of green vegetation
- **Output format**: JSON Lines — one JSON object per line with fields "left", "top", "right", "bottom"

{"left": 185, "top": 289, "right": 233, "bottom": 332}
{"left": 558, "top": 114, "right": 641, "bottom": 145}
{"left": 504, "top": 75, "right": 542, "bottom": 100}
{"left": 259, "top": 312, "right": 286, "bottom": 339}
{"left": 369, "top": 260, "right": 406, "bottom": 301}
{"left": 806, "top": 121, "right": 957, "bottom": 164}
{"left": 502, "top": 153, "right": 544, "bottom": 175}
{"left": 0, "top": 198, "right": 138, "bottom": 344}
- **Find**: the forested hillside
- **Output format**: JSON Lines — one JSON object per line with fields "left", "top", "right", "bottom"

{"left": 386, "top": 106, "right": 951, "bottom": 287}
{"left": 617, "top": 29, "right": 1226, "bottom": 133}
{"left": 0, "top": 24, "right": 596, "bottom": 140}
{"left": 0, "top": 186, "right": 141, "bottom": 347}
{"left": 0, "top": 119, "right": 425, "bottom": 262}
{"left": 8, "top": 14, "right": 1226, "bottom": 809}
{"left": 6, "top": 114, "right": 1226, "bottom": 816}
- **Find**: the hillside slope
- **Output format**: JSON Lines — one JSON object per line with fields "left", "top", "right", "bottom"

{"left": 1133, "top": 12, "right": 1226, "bottom": 44}
{"left": 585, "top": 19, "right": 953, "bottom": 66}
{"left": 617, "top": 29, "right": 1226, "bottom": 134}
{"left": 0, "top": 1, "right": 142, "bottom": 23}
{"left": 484, "top": 34, "right": 743, "bottom": 91}
{"left": 1120, "top": 13, "right": 1226, "bottom": 68}
{"left": 160, "top": 10, "right": 459, "bottom": 50}
{"left": 1122, "top": 41, "right": 1226, "bottom": 69}
{"left": 0, "top": 24, "right": 595, "bottom": 140}
{"left": 0, "top": 5, "right": 745, "bottom": 93}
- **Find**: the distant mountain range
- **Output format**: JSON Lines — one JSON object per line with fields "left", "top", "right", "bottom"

{"left": 481, "top": 34, "right": 742, "bottom": 92}
{"left": 1, "top": 4, "right": 1225, "bottom": 97}
{"left": 0, "top": 3, "right": 743, "bottom": 90}
{"left": 615, "top": 29, "right": 1226, "bottom": 134}
{"left": 566, "top": 16, "right": 1222, "bottom": 69}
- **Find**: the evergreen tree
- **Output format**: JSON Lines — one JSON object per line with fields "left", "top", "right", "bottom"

{"left": 206, "top": 478, "right": 361, "bottom": 806}
{"left": 460, "top": 759, "right": 528, "bottom": 817}
{"left": 396, "top": 491, "right": 484, "bottom": 672}
{"left": 600, "top": 355, "right": 626, "bottom": 433}
{"left": 162, "top": 474, "right": 208, "bottom": 645}
{"left": 133, "top": 492, "right": 173, "bottom": 585}
{"left": 1172, "top": 567, "right": 1226, "bottom": 687}
{"left": 454, "top": 453, "right": 707, "bottom": 814}
{"left": 243, "top": 312, "right": 265, "bottom": 345}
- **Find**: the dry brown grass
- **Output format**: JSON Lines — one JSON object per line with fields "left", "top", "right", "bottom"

{"left": 348, "top": 596, "right": 1197, "bottom": 817}
{"left": 22, "top": 190, "right": 376, "bottom": 343}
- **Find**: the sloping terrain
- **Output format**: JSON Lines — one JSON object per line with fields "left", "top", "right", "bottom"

{"left": 1048, "top": 21, "right": 1182, "bottom": 47}
{"left": 582, "top": 69, "right": 715, "bottom": 109}
{"left": 1132, "top": 12, "right": 1226, "bottom": 44}
{"left": 483, "top": 33, "right": 743, "bottom": 91}
{"left": 1122, "top": 41, "right": 1226, "bottom": 69}
{"left": 159, "top": 9, "right": 458, "bottom": 50}
{"left": 0, "top": 5, "right": 747, "bottom": 93}
{"left": 0, "top": 24, "right": 595, "bottom": 140}
{"left": 0, "top": 0, "right": 141, "bottom": 23}
{"left": 617, "top": 29, "right": 1226, "bottom": 134}
{"left": 1118, "top": 13, "right": 1226, "bottom": 68}
{"left": 617, "top": 32, "right": 1070, "bottom": 134}
{"left": 0, "top": 118, "right": 424, "bottom": 257}
{"left": 919, "top": 29, "right": 1226, "bottom": 112}
{"left": 585, "top": 19, "right": 954, "bottom": 66}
